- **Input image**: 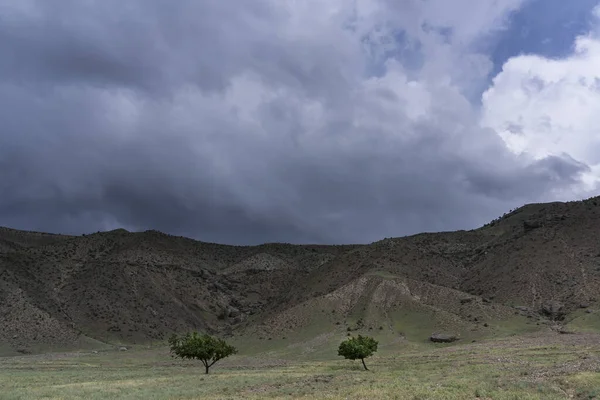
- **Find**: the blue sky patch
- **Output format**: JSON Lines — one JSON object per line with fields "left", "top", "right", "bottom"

{"left": 488, "top": 0, "right": 599, "bottom": 75}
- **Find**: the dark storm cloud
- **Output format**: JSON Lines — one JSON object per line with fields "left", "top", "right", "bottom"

{"left": 0, "top": 1, "right": 284, "bottom": 92}
{"left": 0, "top": 0, "right": 596, "bottom": 245}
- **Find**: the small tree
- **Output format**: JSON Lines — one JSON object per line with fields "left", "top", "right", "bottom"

{"left": 337, "top": 335, "right": 378, "bottom": 371}
{"left": 168, "top": 332, "right": 237, "bottom": 374}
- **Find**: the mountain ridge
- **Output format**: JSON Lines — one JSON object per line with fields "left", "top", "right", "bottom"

{"left": 1, "top": 195, "right": 600, "bottom": 354}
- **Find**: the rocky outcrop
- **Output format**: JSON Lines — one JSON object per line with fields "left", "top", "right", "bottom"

{"left": 430, "top": 333, "right": 459, "bottom": 343}
{"left": 541, "top": 301, "right": 566, "bottom": 321}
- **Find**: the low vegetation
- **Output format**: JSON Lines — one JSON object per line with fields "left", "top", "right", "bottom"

{"left": 1, "top": 331, "right": 599, "bottom": 399}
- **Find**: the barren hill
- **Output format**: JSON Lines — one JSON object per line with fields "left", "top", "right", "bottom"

{"left": 1, "top": 196, "right": 600, "bottom": 354}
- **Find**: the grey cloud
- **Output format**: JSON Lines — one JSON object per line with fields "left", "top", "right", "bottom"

{"left": 0, "top": 0, "right": 595, "bottom": 245}
{"left": 1, "top": 1, "right": 279, "bottom": 92}
{"left": 1, "top": 1, "right": 360, "bottom": 98}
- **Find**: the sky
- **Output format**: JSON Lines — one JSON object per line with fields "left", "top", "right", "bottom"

{"left": 1, "top": 0, "right": 600, "bottom": 245}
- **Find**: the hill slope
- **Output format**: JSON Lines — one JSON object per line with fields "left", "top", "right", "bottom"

{"left": 1, "top": 196, "right": 600, "bottom": 353}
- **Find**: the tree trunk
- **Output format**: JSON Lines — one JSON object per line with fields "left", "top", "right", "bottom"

{"left": 361, "top": 358, "right": 368, "bottom": 371}
{"left": 205, "top": 364, "right": 210, "bottom": 374}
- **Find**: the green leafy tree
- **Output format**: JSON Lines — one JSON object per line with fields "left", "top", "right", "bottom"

{"left": 168, "top": 332, "right": 237, "bottom": 374}
{"left": 337, "top": 335, "right": 378, "bottom": 370}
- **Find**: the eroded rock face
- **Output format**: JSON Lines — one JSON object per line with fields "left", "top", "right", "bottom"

{"left": 523, "top": 220, "right": 542, "bottom": 232}
{"left": 430, "top": 333, "right": 459, "bottom": 343}
{"left": 541, "top": 301, "right": 566, "bottom": 321}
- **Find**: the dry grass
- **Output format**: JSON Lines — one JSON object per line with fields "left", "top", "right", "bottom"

{"left": 1, "top": 332, "right": 599, "bottom": 399}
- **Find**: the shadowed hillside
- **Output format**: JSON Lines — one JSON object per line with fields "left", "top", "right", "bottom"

{"left": 1, "top": 196, "right": 600, "bottom": 354}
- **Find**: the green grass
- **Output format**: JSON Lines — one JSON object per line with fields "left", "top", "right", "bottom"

{"left": 1, "top": 332, "right": 599, "bottom": 399}
{"left": 566, "top": 309, "right": 600, "bottom": 332}
{"left": 488, "top": 315, "right": 542, "bottom": 337}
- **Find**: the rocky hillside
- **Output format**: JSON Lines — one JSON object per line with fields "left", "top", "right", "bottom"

{"left": 1, "top": 196, "right": 600, "bottom": 353}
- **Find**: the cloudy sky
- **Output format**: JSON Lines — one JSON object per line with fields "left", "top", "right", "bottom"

{"left": 2, "top": 0, "right": 600, "bottom": 245}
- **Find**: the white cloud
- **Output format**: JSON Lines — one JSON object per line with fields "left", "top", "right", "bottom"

{"left": 481, "top": 9, "right": 600, "bottom": 193}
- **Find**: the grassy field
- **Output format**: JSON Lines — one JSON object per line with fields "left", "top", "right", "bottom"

{"left": 1, "top": 331, "right": 599, "bottom": 399}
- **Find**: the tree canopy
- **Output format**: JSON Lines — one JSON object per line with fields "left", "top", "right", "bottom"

{"left": 168, "top": 332, "right": 237, "bottom": 374}
{"left": 337, "top": 335, "right": 378, "bottom": 370}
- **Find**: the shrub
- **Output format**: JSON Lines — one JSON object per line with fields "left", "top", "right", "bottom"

{"left": 337, "top": 335, "right": 378, "bottom": 370}
{"left": 168, "top": 332, "right": 237, "bottom": 374}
